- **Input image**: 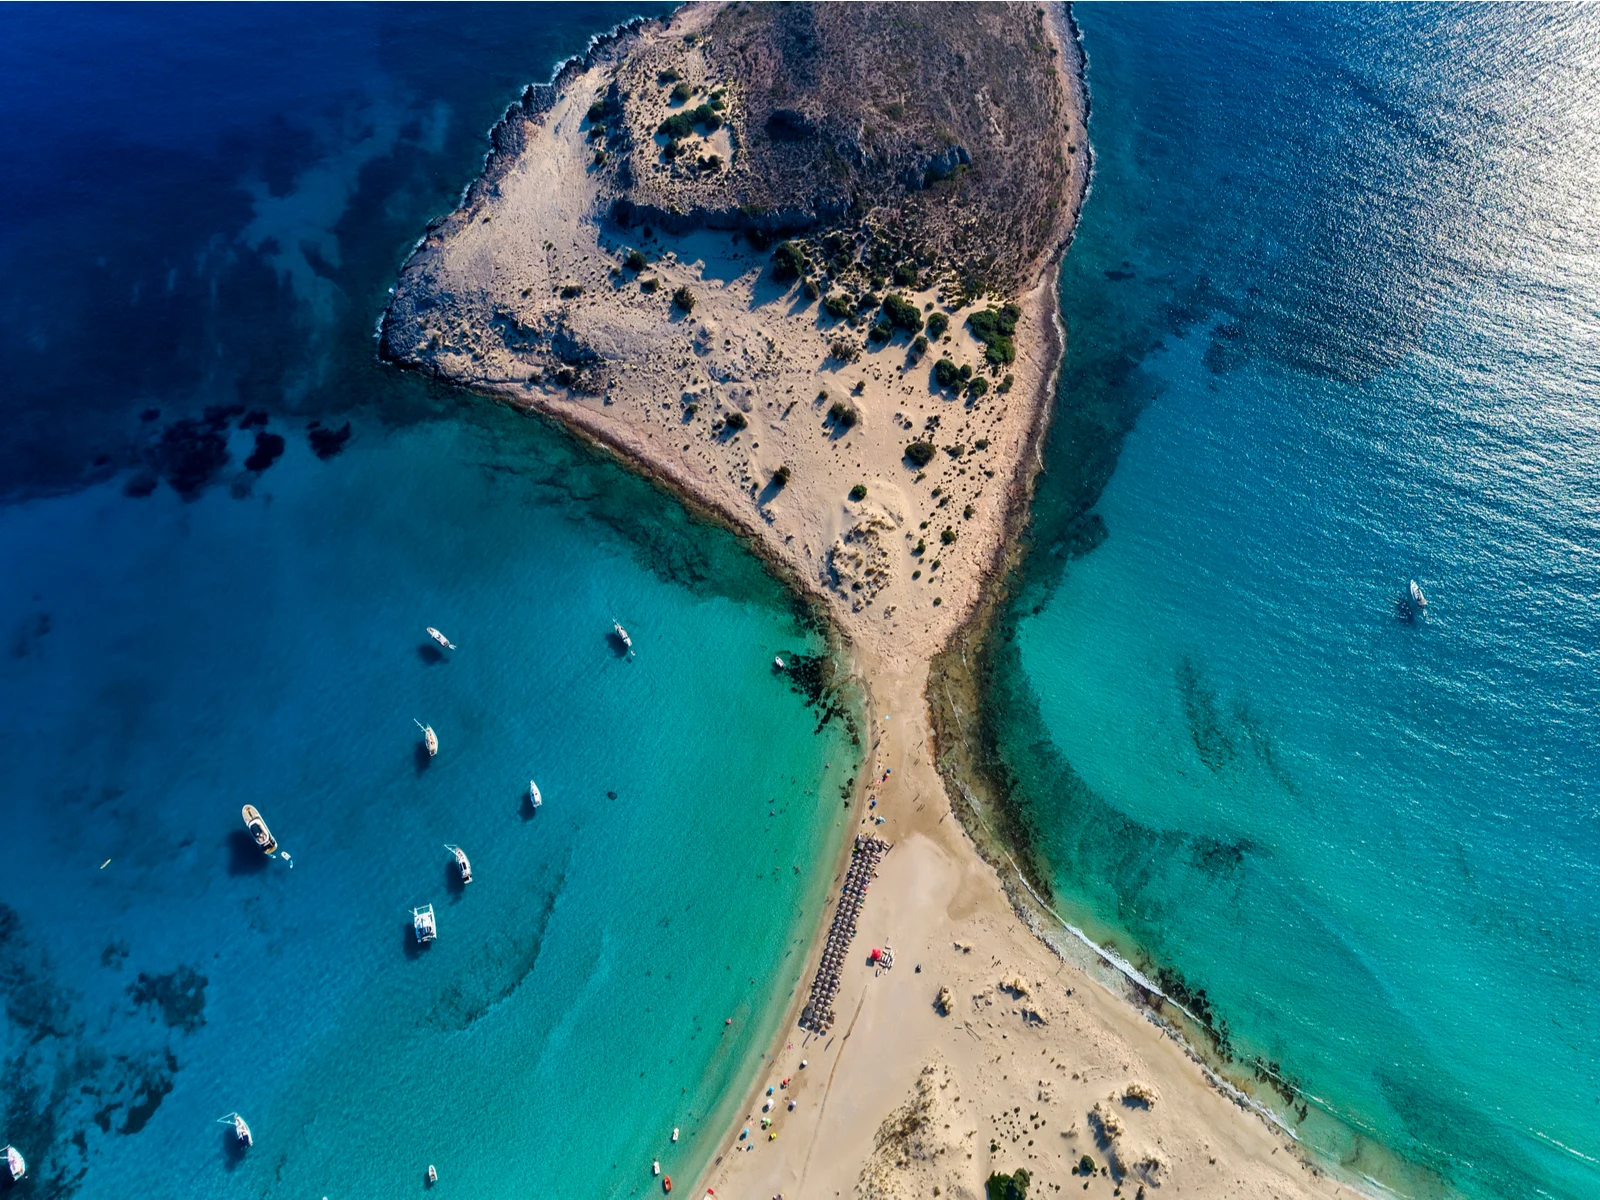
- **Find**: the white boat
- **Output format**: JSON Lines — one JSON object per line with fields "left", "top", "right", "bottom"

{"left": 217, "top": 1112, "right": 252, "bottom": 1148}
{"left": 413, "top": 904, "right": 438, "bottom": 943}
{"left": 427, "top": 1164, "right": 438, "bottom": 1184}
{"left": 613, "top": 621, "right": 633, "bottom": 650}
{"left": 1409, "top": 579, "right": 1427, "bottom": 609}
{"left": 529, "top": 780, "right": 542, "bottom": 809}
{"left": 426, "top": 627, "right": 456, "bottom": 651}
{"left": 4, "top": 1144, "right": 25, "bottom": 1181}
{"left": 774, "top": 656, "right": 786, "bottom": 671}
{"left": 445, "top": 844, "right": 472, "bottom": 884}
{"left": 653, "top": 1160, "right": 662, "bottom": 1176}
{"left": 241, "top": 804, "right": 277, "bottom": 856}
{"left": 671, "top": 1127, "right": 679, "bottom": 1142}
{"left": 415, "top": 719, "right": 438, "bottom": 757}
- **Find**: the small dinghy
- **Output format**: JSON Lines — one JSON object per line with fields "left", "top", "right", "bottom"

{"left": 613, "top": 621, "right": 633, "bottom": 651}
{"left": 426, "top": 627, "right": 455, "bottom": 651}
{"left": 241, "top": 805, "right": 277, "bottom": 856}
{"left": 445, "top": 844, "right": 472, "bottom": 884}
{"left": 662, "top": 1175, "right": 672, "bottom": 1194}
{"left": 653, "top": 1160, "right": 661, "bottom": 1176}
{"left": 413, "top": 904, "right": 437, "bottom": 944}
{"left": 529, "top": 780, "right": 542, "bottom": 809}
{"left": 217, "top": 1112, "right": 252, "bottom": 1148}
{"left": 415, "top": 719, "right": 438, "bottom": 757}
{"left": 1409, "top": 579, "right": 1427, "bottom": 609}
{"left": 773, "top": 656, "right": 786, "bottom": 671}
{"left": 4, "top": 1143, "right": 25, "bottom": 1182}
{"left": 671, "top": 1127, "right": 679, "bottom": 1142}
{"left": 426, "top": 1164, "right": 438, "bottom": 1184}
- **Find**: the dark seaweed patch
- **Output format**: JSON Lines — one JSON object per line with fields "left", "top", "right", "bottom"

{"left": 150, "top": 417, "right": 231, "bottom": 499}
{"left": 306, "top": 420, "right": 352, "bottom": 460}
{"left": 119, "top": 1050, "right": 177, "bottom": 1135}
{"left": 426, "top": 869, "right": 566, "bottom": 1030}
{"left": 123, "top": 470, "right": 159, "bottom": 498}
{"left": 243, "top": 430, "right": 286, "bottom": 472}
{"left": 126, "top": 966, "right": 207, "bottom": 1033}
{"left": 100, "top": 941, "right": 130, "bottom": 970}
{"left": 1175, "top": 656, "right": 1236, "bottom": 771}
{"left": 238, "top": 409, "right": 270, "bottom": 429}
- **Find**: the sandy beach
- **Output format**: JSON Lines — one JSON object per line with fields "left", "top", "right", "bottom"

{"left": 380, "top": 5, "right": 1370, "bottom": 1198}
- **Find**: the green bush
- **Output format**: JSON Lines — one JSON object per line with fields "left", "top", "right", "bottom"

{"left": 857, "top": 291, "right": 882, "bottom": 312}
{"left": 828, "top": 401, "right": 858, "bottom": 429}
{"left": 849, "top": 484, "right": 867, "bottom": 501}
{"left": 824, "top": 293, "right": 854, "bottom": 321}
{"left": 967, "top": 376, "right": 989, "bottom": 399}
{"left": 967, "top": 303, "right": 1021, "bottom": 365}
{"left": 625, "top": 248, "right": 647, "bottom": 272}
{"left": 802, "top": 279, "right": 820, "bottom": 300}
{"left": 670, "top": 81, "right": 693, "bottom": 103}
{"left": 772, "top": 464, "right": 791, "bottom": 487}
{"left": 867, "top": 322, "right": 891, "bottom": 344}
{"left": 692, "top": 102, "right": 722, "bottom": 131}
{"left": 882, "top": 293, "right": 924, "bottom": 334}
{"left": 658, "top": 111, "right": 695, "bottom": 139}
{"left": 893, "top": 262, "right": 919, "bottom": 287}
{"left": 723, "top": 410, "right": 747, "bottom": 431}
{"left": 829, "top": 338, "right": 861, "bottom": 363}
{"left": 927, "top": 311, "right": 950, "bottom": 339}
{"left": 933, "top": 358, "right": 960, "bottom": 389}
{"left": 1076, "top": 1156, "right": 1095, "bottom": 1176}
{"left": 658, "top": 68, "right": 682, "bottom": 84}
{"left": 559, "top": 284, "right": 583, "bottom": 299}
{"left": 586, "top": 98, "right": 609, "bottom": 123}
{"left": 640, "top": 277, "right": 660, "bottom": 293}
{"left": 772, "top": 240, "right": 808, "bottom": 282}
{"left": 986, "top": 1169, "right": 1031, "bottom": 1200}
{"left": 673, "top": 285, "right": 696, "bottom": 312}
{"left": 708, "top": 88, "right": 727, "bottom": 110}
{"left": 911, "top": 334, "right": 929, "bottom": 358}
{"left": 905, "top": 442, "right": 936, "bottom": 468}
{"left": 998, "top": 373, "right": 1015, "bottom": 393}
{"left": 941, "top": 527, "right": 957, "bottom": 544}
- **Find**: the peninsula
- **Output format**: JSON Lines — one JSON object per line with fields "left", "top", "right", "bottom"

{"left": 382, "top": 5, "right": 1362, "bottom": 1198}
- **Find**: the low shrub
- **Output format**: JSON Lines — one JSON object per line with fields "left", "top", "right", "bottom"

{"left": 640, "top": 277, "right": 660, "bottom": 293}
{"left": 658, "top": 68, "right": 682, "bottom": 84}
{"left": 829, "top": 338, "right": 861, "bottom": 363}
{"left": 967, "top": 303, "right": 1021, "bottom": 365}
{"left": 723, "top": 410, "right": 747, "bottom": 431}
{"left": 849, "top": 484, "right": 867, "bottom": 501}
{"left": 658, "top": 111, "right": 695, "bottom": 139}
{"left": 673, "top": 285, "right": 695, "bottom": 312}
{"left": 772, "top": 464, "right": 791, "bottom": 487}
{"left": 967, "top": 376, "right": 989, "bottom": 399}
{"left": 670, "top": 81, "right": 693, "bottom": 103}
{"left": 828, "top": 400, "right": 859, "bottom": 428}
{"left": 882, "top": 292, "right": 924, "bottom": 334}
{"left": 771, "top": 240, "right": 808, "bottom": 282}
{"left": 893, "top": 262, "right": 919, "bottom": 287}
{"left": 624, "top": 248, "right": 647, "bottom": 272}
{"left": 867, "top": 322, "right": 891, "bottom": 344}
{"left": 933, "top": 358, "right": 960, "bottom": 389}
{"left": 559, "top": 284, "right": 583, "bottom": 299}
{"left": 986, "top": 1169, "right": 1032, "bottom": 1200}
{"left": 586, "top": 98, "right": 609, "bottom": 123}
{"left": 926, "top": 311, "right": 950, "bottom": 339}
{"left": 823, "top": 293, "right": 854, "bottom": 321}
{"left": 941, "top": 527, "right": 956, "bottom": 545}
{"left": 905, "top": 441, "right": 936, "bottom": 468}
{"left": 911, "top": 334, "right": 929, "bottom": 357}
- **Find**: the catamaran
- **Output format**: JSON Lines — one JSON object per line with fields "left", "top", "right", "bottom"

{"left": 426, "top": 627, "right": 455, "bottom": 651}
{"left": 415, "top": 719, "right": 438, "bottom": 757}
{"left": 613, "top": 621, "right": 633, "bottom": 651}
{"left": 217, "top": 1113, "right": 252, "bottom": 1148}
{"left": 413, "top": 904, "right": 437, "bottom": 943}
{"left": 445, "top": 844, "right": 472, "bottom": 884}
{"left": 4, "top": 1144, "right": 25, "bottom": 1182}
{"left": 1409, "top": 579, "right": 1427, "bottom": 609}
{"left": 241, "top": 805, "right": 277, "bottom": 856}
{"left": 529, "top": 780, "right": 542, "bottom": 809}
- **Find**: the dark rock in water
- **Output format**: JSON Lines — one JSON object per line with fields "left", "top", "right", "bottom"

{"left": 140, "top": 408, "right": 161, "bottom": 423}
{"left": 307, "top": 420, "right": 352, "bottom": 460}
{"left": 151, "top": 417, "right": 231, "bottom": 498}
{"left": 127, "top": 965, "right": 208, "bottom": 1033}
{"left": 606, "top": 790, "right": 617, "bottom": 800}
{"left": 124, "top": 470, "right": 159, "bottom": 498}
{"left": 244, "top": 431, "right": 286, "bottom": 472}
{"left": 239, "top": 409, "right": 270, "bottom": 429}
{"left": 120, "top": 1050, "right": 178, "bottom": 1135}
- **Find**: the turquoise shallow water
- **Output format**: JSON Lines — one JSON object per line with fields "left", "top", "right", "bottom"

{"left": 988, "top": 6, "right": 1600, "bottom": 1199}
{"left": 0, "top": 6, "right": 857, "bottom": 1197}
{"left": 1, "top": 407, "right": 856, "bottom": 1198}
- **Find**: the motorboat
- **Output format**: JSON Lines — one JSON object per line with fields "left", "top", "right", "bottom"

{"left": 1409, "top": 579, "right": 1427, "bottom": 609}
{"left": 529, "top": 780, "right": 542, "bottom": 809}
{"left": 241, "top": 805, "right": 277, "bottom": 856}
{"left": 445, "top": 844, "right": 472, "bottom": 884}
{"left": 773, "top": 656, "right": 786, "bottom": 671}
{"left": 427, "top": 1165, "right": 438, "bottom": 1184}
{"left": 415, "top": 719, "right": 438, "bottom": 757}
{"left": 4, "top": 1144, "right": 25, "bottom": 1182}
{"left": 426, "top": 627, "right": 456, "bottom": 651}
{"left": 217, "top": 1112, "right": 252, "bottom": 1148}
{"left": 613, "top": 621, "right": 633, "bottom": 651}
{"left": 413, "top": 904, "right": 438, "bottom": 944}
{"left": 671, "top": 1127, "right": 679, "bottom": 1142}
{"left": 653, "top": 1160, "right": 661, "bottom": 1176}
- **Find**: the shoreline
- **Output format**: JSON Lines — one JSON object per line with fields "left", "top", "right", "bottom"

{"left": 377, "top": 5, "right": 1380, "bottom": 1199}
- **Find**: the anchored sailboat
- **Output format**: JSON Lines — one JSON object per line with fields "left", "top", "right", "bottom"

{"left": 217, "top": 1112, "right": 252, "bottom": 1148}
{"left": 613, "top": 620, "right": 633, "bottom": 651}
{"left": 445, "top": 844, "right": 472, "bottom": 884}
{"left": 529, "top": 780, "right": 542, "bottom": 810}
{"left": 414, "top": 719, "right": 438, "bottom": 757}
{"left": 413, "top": 904, "right": 437, "bottom": 943}
{"left": 4, "top": 1143, "right": 25, "bottom": 1182}
{"left": 241, "top": 805, "right": 277, "bottom": 856}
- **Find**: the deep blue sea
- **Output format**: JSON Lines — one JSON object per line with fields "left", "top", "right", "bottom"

{"left": 0, "top": 7, "right": 861, "bottom": 1199}
{"left": 991, "top": 6, "right": 1600, "bottom": 1200}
